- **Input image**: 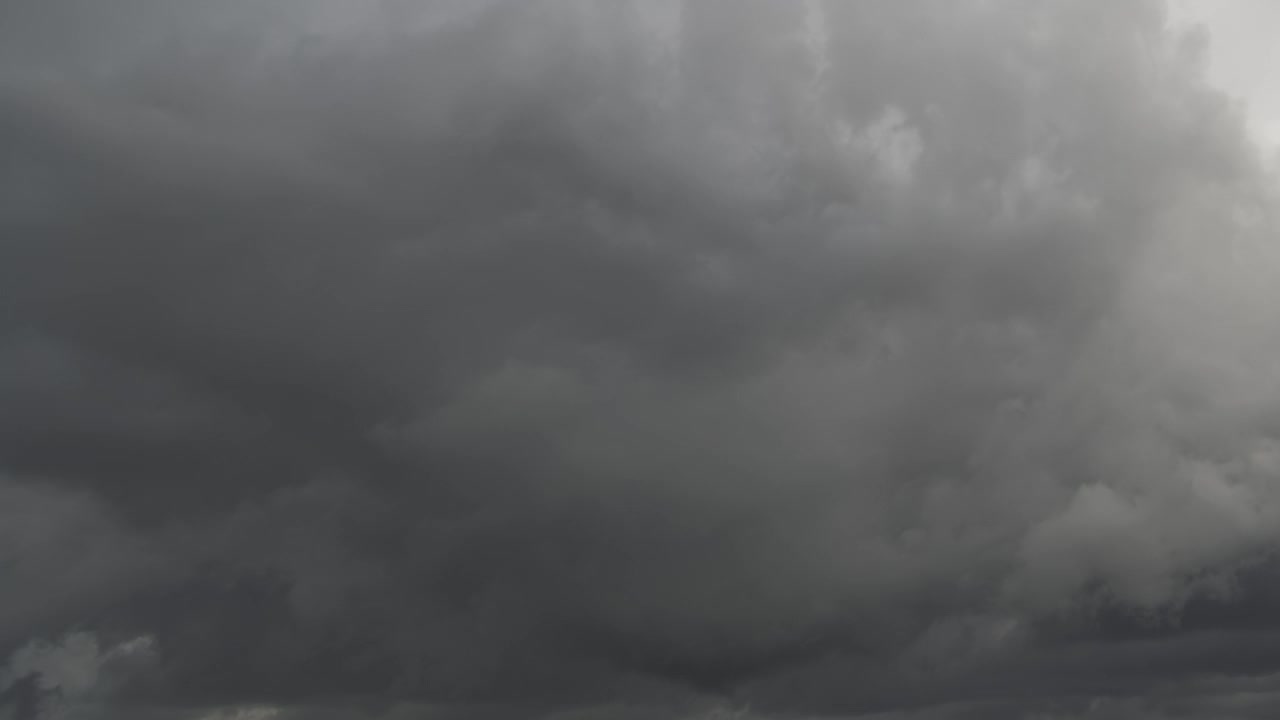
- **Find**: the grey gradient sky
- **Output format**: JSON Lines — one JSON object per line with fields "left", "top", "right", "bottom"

{"left": 1171, "top": 0, "right": 1280, "bottom": 151}
{"left": 4, "top": 2, "right": 1280, "bottom": 719}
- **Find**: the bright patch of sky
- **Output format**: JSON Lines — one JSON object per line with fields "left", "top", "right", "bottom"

{"left": 1169, "top": 0, "right": 1280, "bottom": 153}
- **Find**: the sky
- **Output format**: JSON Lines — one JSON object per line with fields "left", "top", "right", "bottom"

{"left": 4, "top": 1, "right": 1280, "bottom": 719}
{"left": 1169, "top": 0, "right": 1280, "bottom": 152}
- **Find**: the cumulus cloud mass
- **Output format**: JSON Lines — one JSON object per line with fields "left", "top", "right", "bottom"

{"left": 5, "top": 1, "right": 1280, "bottom": 718}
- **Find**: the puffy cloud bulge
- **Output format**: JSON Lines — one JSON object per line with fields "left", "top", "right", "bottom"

{"left": 3, "top": 1, "right": 1280, "bottom": 718}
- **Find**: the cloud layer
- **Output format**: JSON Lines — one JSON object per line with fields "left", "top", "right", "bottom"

{"left": 4, "top": 1, "right": 1280, "bottom": 717}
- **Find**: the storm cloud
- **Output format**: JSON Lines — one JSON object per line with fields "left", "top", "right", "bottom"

{"left": 4, "top": 1, "right": 1280, "bottom": 718}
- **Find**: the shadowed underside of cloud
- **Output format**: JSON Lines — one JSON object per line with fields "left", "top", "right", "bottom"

{"left": 4, "top": 0, "right": 1280, "bottom": 718}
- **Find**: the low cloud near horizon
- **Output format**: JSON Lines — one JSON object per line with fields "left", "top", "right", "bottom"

{"left": 5, "top": 1, "right": 1280, "bottom": 718}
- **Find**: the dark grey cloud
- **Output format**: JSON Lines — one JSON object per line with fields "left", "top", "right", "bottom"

{"left": 4, "top": 0, "right": 1280, "bottom": 718}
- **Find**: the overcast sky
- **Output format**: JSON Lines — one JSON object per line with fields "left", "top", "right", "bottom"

{"left": 1170, "top": 0, "right": 1280, "bottom": 152}
{"left": 4, "top": 2, "right": 1280, "bottom": 719}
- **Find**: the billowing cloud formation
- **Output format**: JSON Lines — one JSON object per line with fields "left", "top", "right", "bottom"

{"left": 4, "top": 0, "right": 1280, "bottom": 718}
